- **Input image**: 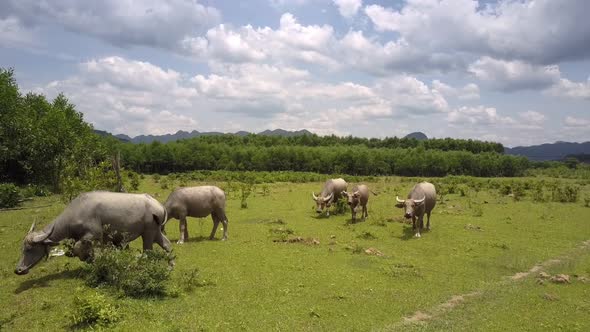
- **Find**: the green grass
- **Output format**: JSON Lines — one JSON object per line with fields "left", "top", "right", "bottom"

{"left": 1, "top": 176, "right": 589, "bottom": 331}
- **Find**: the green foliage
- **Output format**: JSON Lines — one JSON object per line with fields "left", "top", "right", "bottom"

{"left": 152, "top": 174, "right": 161, "bottom": 183}
{"left": 584, "top": 194, "right": 590, "bottom": 208}
{"left": 61, "top": 161, "right": 119, "bottom": 203}
{"left": 128, "top": 171, "right": 140, "bottom": 191}
{"left": 0, "top": 183, "right": 22, "bottom": 208}
{"left": 160, "top": 177, "right": 170, "bottom": 190}
{"left": 70, "top": 289, "right": 119, "bottom": 328}
{"left": 117, "top": 136, "right": 528, "bottom": 177}
{"left": 0, "top": 68, "right": 112, "bottom": 194}
{"left": 240, "top": 182, "right": 255, "bottom": 209}
{"left": 84, "top": 245, "right": 172, "bottom": 298}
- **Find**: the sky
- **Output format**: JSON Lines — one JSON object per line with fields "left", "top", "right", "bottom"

{"left": 0, "top": 0, "right": 589, "bottom": 147}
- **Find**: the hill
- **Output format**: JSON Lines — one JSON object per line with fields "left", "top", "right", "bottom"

{"left": 505, "top": 141, "right": 590, "bottom": 161}
{"left": 403, "top": 132, "right": 428, "bottom": 140}
{"left": 112, "top": 128, "right": 314, "bottom": 144}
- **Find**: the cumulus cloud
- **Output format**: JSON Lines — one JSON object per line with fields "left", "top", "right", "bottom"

{"left": 333, "top": 0, "right": 362, "bottom": 18}
{"left": 0, "top": 0, "right": 220, "bottom": 49}
{"left": 547, "top": 78, "right": 590, "bottom": 100}
{"left": 468, "top": 57, "right": 561, "bottom": 92}
{"left": 364, "top": 0, "right": 590, "bottom": 65}
{"left": 447, "top": 106, "right": 515, "bottom": 126}
{"left": 564, "top": 116, "right": 590, "bottom": 128}
{"left": 432, "top": 80, "right": 480, "bottom": 100}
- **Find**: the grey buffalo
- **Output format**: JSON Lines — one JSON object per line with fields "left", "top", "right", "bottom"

{"left": 15, "top": 191, "right": 172, "bottom": 275}
{"left": 163, "top": 186, "right": 228, "bottom": 244}
{"left": 312, "top": 178, "right": 347, "bottom": 217}
{"left": 342, "top": 184, "right": 376, "bottom": 222}
{"left": 395, "top": 182, "right": 437, "bottom": 238}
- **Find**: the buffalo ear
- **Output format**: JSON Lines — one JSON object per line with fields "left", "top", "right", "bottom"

{"left": 395, "top": 203, "right": 404, "bottom": 208}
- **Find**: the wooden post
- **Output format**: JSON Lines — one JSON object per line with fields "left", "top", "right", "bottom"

{"left": 112, "top": 151, "right": 126, "bottom": 192}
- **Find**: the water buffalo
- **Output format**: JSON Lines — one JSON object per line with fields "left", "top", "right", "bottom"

{"left": 15, "top": 191, "right": 171, "bottom": 275}
{"left": 163, "top": 186, "right": 228, "bottom": 244}
{"left": 395, "top": 182, "right": 437, "bottom": 238}
{"left": 312, "top": 178, "right": 347, "bottom": 217}
{"left": 342, "top": 184, "right": 376, "bottom": 222}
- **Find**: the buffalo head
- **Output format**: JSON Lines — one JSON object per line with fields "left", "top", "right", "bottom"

{"left": 395, "top": 196, "right": 425, "bottom": 219}
{"left": 15, "top": 222, "right": 56, "bottom": 275}
{"left": 312, "top": 192, "right": 333, "bottom": 213}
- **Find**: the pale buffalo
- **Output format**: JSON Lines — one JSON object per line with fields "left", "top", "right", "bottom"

{"left": 15, "top": 191, "right": 171, "bottom": 275}
{"left": 342, "top": 184, "right": 375, "bottom": 221}
{"left": 163, "top": 186, "right": 228, "bottom": 244}
{"left": 312, "top": 178, "right": 347, "bottom": 217}
{"left": 395, "top": 182, "right": 437, "bottom": 238}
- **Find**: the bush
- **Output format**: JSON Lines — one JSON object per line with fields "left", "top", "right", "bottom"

{"left": 584, "top": 194, "right": 590, "bottom": 208}
{"left": 152, "top": 174, "right": 161, "bottom": 183}
{"left": 84, "top": 245, "right": 172, "bottom": 298}
{"left": 128, "top": 171, "right": 140, "bottom": 191}
{"left": 240, "top": 182, "right": 255, "bottom": 209}
{"left": 70, "top": 289, "right": 119, "bottom": 328}
{"left": 0, "top": 183, "right": 22, "bottom": 208}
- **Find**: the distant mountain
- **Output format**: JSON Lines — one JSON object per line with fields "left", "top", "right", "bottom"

{"left": 258, "top": 129, "right": 313, "bottom": 137}
{"left": 94, "top": 129, "right": 130, "bottom": 142}
{"left": 404, "top": 132, "right": 428, "bottom": 140}
{"left": 107, "top": 128, "right": 314, "bottom": 144}
{"left": 505, "top": 141, "right": 590, "bottom": 161}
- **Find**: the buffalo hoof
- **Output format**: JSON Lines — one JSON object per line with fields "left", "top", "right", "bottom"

{"left": 177, "top": 240, "right": 184, "bottom": 245}
{"left": 414, "top": 233, "right": 421, "bottom": 238}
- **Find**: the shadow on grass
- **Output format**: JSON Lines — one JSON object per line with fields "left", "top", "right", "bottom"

{"left": 397, "top": 224, "right": 430, "bottom": 241}
{"left": 183, "top": 235, "right": 216, "bottom": 243}
{"left": 15, "top": 267, "right": 84, "bottom": 294}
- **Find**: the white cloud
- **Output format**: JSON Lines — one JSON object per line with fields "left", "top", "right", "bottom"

{"left": 469, "top": 57, "right": 560, "bottom": 91}
{"left": 547, "top": 78, "right": 590, "bottom": 100}
{"left": 364, "top": 0, "right": 590, "bottom": 65}
{"left": 1, "top": 0, "right": 220, "bottom": 49}
{"left": 564, "top": 116, "right": 590, "bottom": 128}
{"left": 333, "top": 0, "right": 362, "bottom": 18}
{"left": 432, "top": 80, "right": 480, "bottom": 100}
{"left": 448, "top": 106, "right": 515, "bottom": 126}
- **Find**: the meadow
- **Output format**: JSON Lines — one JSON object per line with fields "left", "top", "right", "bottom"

{"left": 1, "top": 174, "right": 589, "bottom": 331}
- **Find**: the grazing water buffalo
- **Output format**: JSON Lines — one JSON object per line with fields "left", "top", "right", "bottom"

{"left": 15, "top": 191, "right": 171, "bottom": 275}
{"left": 163, "top": 186, "right": 228, "bottom": 244}
{"left": 396, "top": 182, "right": 437, "bottom": 238}
{"left": 342, "top": 184, "right": 376, "bottom": 221}
{"left": 312, "top": 178, "right": 347, "bottom": 217}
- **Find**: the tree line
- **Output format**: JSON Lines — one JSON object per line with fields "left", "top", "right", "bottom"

{"left": 176, "top": 132, "right": 505, "bottom": 154}
{"left": 116, "top": 140, "right": 529, "bottom": 177}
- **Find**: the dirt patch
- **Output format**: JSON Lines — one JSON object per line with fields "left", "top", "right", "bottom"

{"left": 274, "top": 236, "right": 320, "bottom": 245}
{"left": 550, "top": 274, "right": 570, "bottom": 284}
{"left": 364, "top": 247, "right": 384, "bottom": 256}
{"left": 403, "top": 311, "right": 431, "bottom": 323}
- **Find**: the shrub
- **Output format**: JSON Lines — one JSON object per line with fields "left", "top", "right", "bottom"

{"left": 84, "top": 245, "right": 172, "bottom": 298}
{"left": 0, "top": 183, "right": 22, "bottom": 208}
{"left": 584, "top": 194, "right": 590, "bottom": 208}
{"left": 128, "top": 171, "right": 140, "bottom": 191}
{"left": 160, "top": 177, "right": 170, "bottom": 190}
{"left": 457, "top": 184, "right": 469, "bottom": 197}
{"left": 70, "top": 289, "right": 119, "bottom": 328}
{"left": 152, "top": 174, "right": 161, "bottom": 183}
{"left": 499, "top": 184, "right": 512, "bottom": 196}
{"left": 240, "top": 182, "right": 255, "bottom": 209}
{"left": 532, "top": 182, "right": 546, "bottom": 202}
{"left": 512, "top": 183, "right": 526, "bottom": 201}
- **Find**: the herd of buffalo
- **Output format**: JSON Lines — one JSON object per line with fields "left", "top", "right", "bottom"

{"left": 14, "top": 178, "right": 436, "bottom": 275}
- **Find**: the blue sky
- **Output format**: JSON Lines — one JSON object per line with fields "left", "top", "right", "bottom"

{"left": 1, "top": 0, "right": 589, "bottom": 147}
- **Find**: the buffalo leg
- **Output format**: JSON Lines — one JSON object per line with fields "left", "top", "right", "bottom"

{"left": 363, "top": 205, "right": 368, "bottom": 220}
{"left": 220, "top": 213, "right": 228, "bottom": 241}
{"left": 155, "top": 231, "right": 175, "bottom": 267}
{"left": 142, "top": 234, "right": 154, "bottom": 251}
{"left": 413, "top": 216, "right": 421, "bottom": 238}
{"left": 209, "top": 212, "right": 220, "bottom": 240}
{"left": 426, "top": 211, "right": 432, "bottom": 230}
{"left": 178, "top": 216, "right": 189, "bottom": 244}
